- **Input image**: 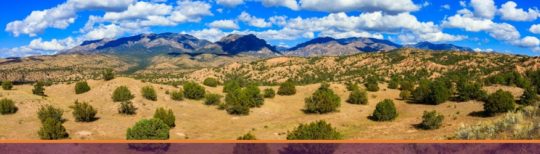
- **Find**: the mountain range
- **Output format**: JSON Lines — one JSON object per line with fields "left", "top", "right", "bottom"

{"left": 64, "top": 32, "right": 474, "bottom": 57}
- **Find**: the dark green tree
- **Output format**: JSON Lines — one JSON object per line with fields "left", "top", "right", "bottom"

{"left": 102, "top": 68, "right": 115, "bottom": 81}
{"left": 37, "top": 105, "right": 63, "bottom": 123}
{"left": 170, "top": 90, "right": 184, "bottom": 101}
{"left": 346, "top": 88, "right": 368, "bottom": 105}
{"left": 74, "top": 81, "right": 91, "bottom": 94}
{"left": 456, "top": 80, "right": 484, "bottom": 101}
{"left": 153, "top": 108, "right": 175, "bottom": 128}
{"left": 203, "top": 77, "right": 219, "bottom": 87}
{"left": 286, "top": 120, "right": 342, "bottom": 140}
{"left": 2, "top": 80, "right": 13, "bottom": 90}
{"left": 118, "top": 101, "right": 137, "bottom": 115}
{"left": 0, "top": 98, "right": 17, "bottom": 114}
{"left": 520, "top": 87, "right": 538, "bottom": 106}
{"left": 38, "top": 118, "right": 68, "bottom": 140}
{"left": 263, "top": 88, "right": 275, "bottom": 98}
{"left": 419, "top": 110, "right": 444, "bottom": 130}
{"left": 237, "top": 132, "right": 257, "bottom": 140}
{"left": 183, "top": 82, "right": 206, "bottom": 100}
{"left": 112, "top": 86, "right": 134, "bottom": 102}
{"left": 277, "top": 81, "right": 296, "bottom": 95}
{"left": 304, "top": 83, "right": 340, "bottom": 114}
{"left": 204, "top": 93, "right": 222, "bottom": 105}
{"left": 484, "top": 90, "right": 515, "bottom": 116}
{"left": 399, "top": 90, "right": 411, "bottom": 100}
{"left": 32, "top": 81, "right": 46, "bottom": 96}
{"left": 126, "top": 119, "right": 170, "bottom": 140}
{"left": 69, "top": 101, "right": 97, "bottom": 122}
{"left": 371, "top": 99, "right": 397, "bottom": 121}
{"left": 141, "top": 85, "right": 157, "bottom": 101}
{"left": 225, "top": 89, "right": 250, "bottom": 115}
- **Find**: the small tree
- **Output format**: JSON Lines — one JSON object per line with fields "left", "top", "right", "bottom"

{"left": 425, "top": 80, "right": 451, "bottom": 105}
{"left": 69, "top": 101, "right": 97, "bottom": 122}
{"left": 263, "top": 88, "right": 275, "bottom": 98}
{"left": 170, "top": 90, "right": 184, "bottom": 101}
{"left": 304, "top": 83, "right": 340, "bottom": 114}
{"left": 399, "top": 80, "right": 414, "bottom": 91}
{"left": 286, "top": 120, "right": 342, "bottom": 140}
{"left": 153, "top": 108, "right": 175, "bottom": 128}
{"left": 204, "top": 93, "right": 222, "bottom": 105}
{"left": 0, "top": 98, "right": 17, "bottom": 114}
{"left": 74, "top": 81, "right": 91, "bottom": 94}
{"left": 364, "top": 76, "right": 379, "bottom": 92}
{"left": 102, "top": 68, "right": 115, "bottom": 81}
{"left": 112, "top": 86, "right": 134, "bottom": 102}
{"left": 345, "top": 82, "right": 359, "bottom": 91}
{"left": 419, "top": 110, "right": 444, "bottom": 130}
{"left": 244, "top": 84, "right": 264, "bottom": 107}
{"left": 223, "top": 79, "right": 243, "bottom": 93}
{"left": 346, "top": 88, "right": 368, "bottom": 105}
{"left": 456, "top": 80, "right": 483, "bottom": 101}
{"left": 141, "top": 85, "right": 157, "bottom": 101}
{"left": 277, "top": 82, "right": 296, "bottom": 96}
{"left": 237, "top": 132, "right": 257, "bottom": 140}
{"left": 183, "top": 82, "right": 206, "bottom": 100}
{"left": 2, "top": 80, "right": 13, "bottom": 90}
{"left": 225, "top": 89, "right": 250, "bottom": 115}
{"left": 38, "top": 118, "right": 68, "bottom": 140}
{"left": 484, "top": 90, "right": 515, "bottom": 116}
{"left": 126, "top": 119, "right": 170, "bottom": 140}
{"left": 203, "top": 77, "right": 219, "bottom": 87}
{"left": 520, "top": 87, "right": 538, "bottom": 106}
{"left": 371, "top": 99, "right": 397, "bottom": 121}
{"left": 118, "top": 101, "right": 137, "bottom": 115}
{"left": 388, "top": 79, "right": 399, "bottom": 89}
{"left": 399, "top": 90, "right": 411, "bottom": 100}
{"left": 37, "top": 105, "right": 63, "bottom": 123}
{"left": 32, "top": 81, "right": 46, "bottom": 96}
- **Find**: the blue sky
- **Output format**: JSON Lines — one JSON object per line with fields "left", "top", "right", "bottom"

{"left": 1, "top": 0, "right": 540, "bottom": 57}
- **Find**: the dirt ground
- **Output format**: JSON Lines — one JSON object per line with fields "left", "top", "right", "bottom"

{"left": 0, "top": 77, "right": 521, "bottom": 140}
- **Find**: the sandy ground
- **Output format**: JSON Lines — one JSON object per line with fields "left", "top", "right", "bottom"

{"left": 0, "top": 77, "right": 520, "bottom": 140}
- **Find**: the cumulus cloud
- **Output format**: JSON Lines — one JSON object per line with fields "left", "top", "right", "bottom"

{"left": 185, "top": 28, "right": 229, "bottom": 42}
{"left": 498, "top": 1, "right": 540, "bottom": 21}
{"left": 530, "top": 24, "right": 540, "bottom": 34}
{"left": 262, "top": 0, "right": 299, "bottom": 10}
{"left": 208, "top": 20, "right": 239, "bottom": 30}
{"left": 238, "top": 11, "right": 272, "bottom": 28}
{"left": 470, "top": 0, "right": 496, "bottom": 19}
{"left": 216, "top": 0, "right": 244, "bottom": 7}
{"left": 441, "top": 4, "right": 451, "bottom": 10}
{"left": 299, "top": 0, "right": 419, "bottom": 14}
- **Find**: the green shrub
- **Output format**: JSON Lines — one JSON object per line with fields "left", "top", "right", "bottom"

{"left": 203, "top": 77, "right": 219, "bottom": 87}
{"left": 38, "top": 118, "right": 68, "bottom": 140}
{"left": 345, "top": 82, "right": 359, "bottom": 91}
{"left": 0, "top": 98, "right": 17, "bottom": 114}
{"left": 277, "top": 82, "right": 296, "bottom": 96}
{"left": 2, "top": 80, "right": 13, "bottom": 90}
{"left": 346, "top": 88, "right": 368, "bottom": 105}
{"left": 237, "top": 132, "right": 257, "bottom": 140}
{"left": 225, "top": 89, "right": 250, "bottom": 115}
{"left": 304, "top": 83, "right": 340, "bottom": 114}
{"left": 112, "top": 86, "right": 134, "bottom": 102}
{"left": 204, "top": 93, "right": 222, "bottom": 105}
{"left": 141, "top": 85, "right": 157, "bottom": 101}
{"left": 419, "top": 110, "right": 444, "bottom": 130}
{"left": 365, "top": 76, "right": 379, "bottom": 92}
{"left": 69, "top": 101, "right": 97, "bottom": 122}
{"left": 223, "top": 78, "right": 245, "bottom": 93}
{"left": 372, "top": 99, "right": 397, "bottom": 121}
{"left": 37, "top": 105, "right": 63, "bottom": 123}
{"left": 286, "top": 120, "right": 342, "bottom": 140}
{"left": 388, "top": 79, "right": 399, "bottom": 89}
{"left": 153, "top": 108, "right": 175, "bottom": 128}
{"left": 263, "top": 88, "right": 275, "bottom": 98}
{"left": 244, "top": 84, "right": 264, "bottom": 107}
{"left": 102, "top": 68, "right": 115, "bottom": 81}
{"left": 74, "top": 81, "right": 91, "bottom": 94}
{"left": 170, "top": 90, "right": 184, "bottom": 101}
{"left": 118, "top": 101, "right": 137, "bottom": 115}
{"left": 520, "top": 87, "right": 538, "bottom": 106}
{"left": 183, "top": 82, "right": 206, "bottom": 100}
{"left": 412, "top": 80, "right": 451, "bottom": 105}
{"left": 484, "top": 90, "right": 515, "bottom": 116}
{"left": 126, "top": 119, "right": 170, "bottom": 140}
{"left": 399, "top": 90, "right": 411, "bottom": 100}
{"left": 32, "top": 81, "right": 46, "bottom": 96}
{"left": 399, "top": 80, "right": 414, "bottom": 91}
{"left": 456, "top": 80, "right": 484, "bottom": 101}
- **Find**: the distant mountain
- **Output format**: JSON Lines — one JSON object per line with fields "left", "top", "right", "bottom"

{"left": 407, "top": 41, "right": 474, "bottom": 52}
{"left": 285, "top": 37, "right": 401, "bottom": 56}
{"left": 216, "top": 34, "right": 279, "bottom": 56}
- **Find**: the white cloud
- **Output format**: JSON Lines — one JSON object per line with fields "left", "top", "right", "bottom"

{"left": 441, "top": 4, "right": 451, "bottom": 10}
{"left": 530, "top": 24, "right": 540, "bottom": 34}
{"left": 299, "top": 0, "right": 419, "bottom": 14}
{"left": 513, "top": 36, "right": 540, "bottom": 48}
{"left": 269, "top": 16, "right": 288, "bottom": 26}
{"left": 238, "top": 11, "right": 272, "bottom": 28}
{"left": 262, "top": 0, "right": 299, "bottom": 10}
{"left": 216, "top": 0, "right": 244, "bottom": 7}
{"left": 28, "top": 37, "right": 77, "bottom": 51}
{"left": 498, "top": 1, "right": 540, "bottom": 22}
{"left": 470, "top": 0, "right": 496, "bottom": 19}
{"left": 208, "top": 20, "right": 239, "bottom": 30}
{"left": 185, "top": 28, "right": 229, "bottom": 42}
{"left": 5, "top": 0, "right": 135, "bottom": 37}
{"left": 102, "top": 1, "right": 172, "bottom": 21}
{"left": 319, "top": 30, "right": 384, "bottom": 39}
{"left": 473, "top": 48, "right": 493, "bottom": 52}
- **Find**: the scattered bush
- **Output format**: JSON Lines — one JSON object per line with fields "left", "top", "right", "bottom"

{"left": 484, "top": 90, "right": 515, "bottom": 116}
{"left": 399, "top": 90, "right": 411, "bottom": 100}
{"left": 38, "top": 118, "right": 68, "bottom": 140}
{"left": 37, "top": 105, "right": 63, "bottom": 123}
{"left": 419, "top": 110, "right": 444, "bottom": 130}
{"left": 153, "top": 108, "right": 175, "bottom": 128}
{"left": 244, "top": 84, "right": 264, "bottom": 107}
{"left": 364, "top": 76, "right": 379, "bottom": 92}
{"left": 286, "top": 120, "right": 342, "bottom": 140}
{"left": 102, "top": 68, "right": 115, "bottom": 81}
{"left": 388, "top": 79, "right": 399, "bottom": 89}
{"left": 223, "top": 78, "right": 246, "bottom": 93}
{"left": 399, "top": 80, "right": 414, "bottom": 91}
{"left": 237, "top": 132, "right": 257, "bottom": 140}
{"left": 371, "top": 99, "right": 397, "bottom": 121}
{"left": 170, "top": 90, "right": 183, "bottom": 101}
{"left": 263, "top": 88, "right": 275, "bottom": 98}
{"left": 0, "top": 98, "right": 17, "bottom": 114}
{"left": 112, "top": 86, "right": 134, "bottom": 102}
{"left": 456, "top": 80, "right": 484, "bottom": 101}
{"left": 203, "top": 77, "right": 219, "bottom": 87}
{"left": 277, "top": 82, "right": 296, "bottom": 96}
{"left": 412, "top": 79, "right": 451, "bottom": 105}
{"left": 205, "top": 93, "right": 222, "bottom": 105}
{"left": 520, "top": 87, "right": 538, "bottom": 106}
{"left": 118, "top": 101, "right": 137, "bottom": 115}
{"left": 69, "top": 101, "right": 97, "bottom": 122}
{"left": 304, "top": 83, "right": 340, "bottom": 114}
{"left": 126, "top": 119, "right": 170, "bottom": 140}
{"left": 225, "top": 89, "right": 250, "bottom": 115}
{"left": 141, "top": 85, "right": 157, "bottom": 101}
{"left": 32, "top": 81, "right": 46, "bottom": 96}
{"left": 183, "top": 82, "right": 206, "bottom": 100}
{"left": 345, "top": 82, "right": 359, "bottom": 91}
{"left": 2, "top": 80, "right": 13, "bottom": 90}
{"left": 74, "top": 81, "right": 91, "bottom": 94}
{"left": 346, "top": 88, "right": 368, "bottom": 105}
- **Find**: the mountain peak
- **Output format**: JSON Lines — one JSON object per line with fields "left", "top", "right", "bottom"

{"left": 410, "top": 41, "right": 473, "bottom": 52}
{"left": 216, "top": 34, "right": 278, "bottom": 55}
